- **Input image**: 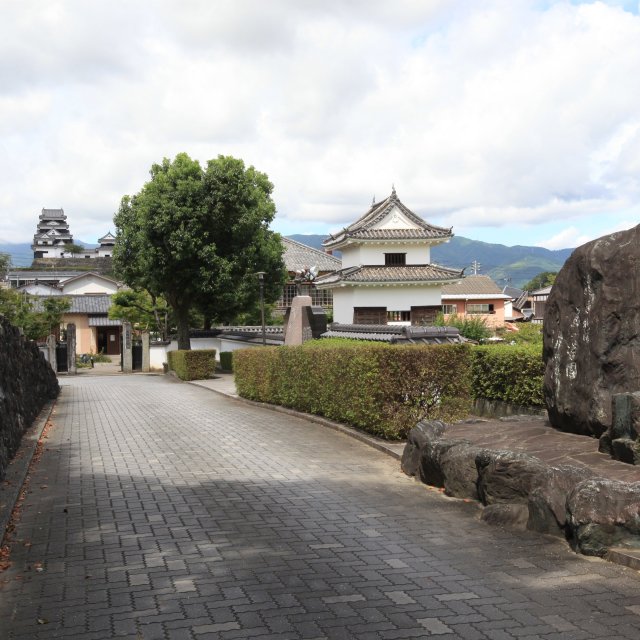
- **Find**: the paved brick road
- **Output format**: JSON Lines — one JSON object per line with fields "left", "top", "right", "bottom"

{"left": 2, "top": 375, "right": 640, "bottom": 640}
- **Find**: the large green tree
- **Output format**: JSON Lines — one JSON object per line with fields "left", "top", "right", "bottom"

{"left": 523, "top": 271, "right": 557, "bottom": 291}
{"left": 112, "top": 153, "right": 286, "bottom": 349}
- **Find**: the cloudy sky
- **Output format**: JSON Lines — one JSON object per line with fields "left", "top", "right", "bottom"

{"left": 1, "top": 0, "right": 639, "bottom": 250}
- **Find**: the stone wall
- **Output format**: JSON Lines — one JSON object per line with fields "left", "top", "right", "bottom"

{"left": 0, "top": 315, "right": 59, "bottom": 481}
{"left": 31, "top": 256, "right": 114, "bottom": 275}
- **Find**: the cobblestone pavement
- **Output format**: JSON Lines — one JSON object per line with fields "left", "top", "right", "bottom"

{"left": 2, "top": 376, "right": 640, "bottom": 640}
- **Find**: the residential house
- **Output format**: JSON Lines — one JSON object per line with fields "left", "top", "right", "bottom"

{"left": 502, "top": 285, "right": 533, "bottom": 321}
{"left": 531, "top": 285, "right": 552, "bottom": 324}
{"left": 315, "top": 189, "right": 462, "bottom": 325}
{"left": 441, "top": 275, "right": 512, "bottom": 328}
{"left": 24, "top": 272, "right": 123, "bottom": 355}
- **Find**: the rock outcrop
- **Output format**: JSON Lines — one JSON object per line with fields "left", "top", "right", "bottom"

{"left": 543, "top": 224, "right": 640, "bottom": 438}
{"left": 0, "top": 316, "right": 59, "bottom": 481}
{"left": 402, "top": 420, "right": 640, "bottom": 557}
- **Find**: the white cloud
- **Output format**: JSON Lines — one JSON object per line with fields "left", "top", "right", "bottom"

{"left": 1, "top": 0, "right": 640, "bottom": 245}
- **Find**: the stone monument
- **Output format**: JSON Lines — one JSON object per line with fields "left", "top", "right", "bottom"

{"left": 543, "top": 224, "right": 640, "bottom": 439}
{"left": 283, "top": 265, "right": 326, "bottom": 346}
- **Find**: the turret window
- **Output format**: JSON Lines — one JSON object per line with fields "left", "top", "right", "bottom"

{"left": 385, "top": 253, "right": 406, "bottom": 266}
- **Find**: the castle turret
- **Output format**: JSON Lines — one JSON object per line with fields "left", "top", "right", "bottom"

{"left": 32, "top": 208, "right": 74, "bottom": 259}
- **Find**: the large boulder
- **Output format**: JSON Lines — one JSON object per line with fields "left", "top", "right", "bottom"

{"left": 527, "top": 465, "right": 596, "bottom": 535}
{"left": 400, "top": 420, "right": 446, "bottom": 478}
{"left": 476, "top": 451, "right": 547, "bottom": 505}
{"left": 543, "top": 224, "right": 640, "bottom": 438}
{"left": 567, "top": 479, "right": 640, "bottom": 556}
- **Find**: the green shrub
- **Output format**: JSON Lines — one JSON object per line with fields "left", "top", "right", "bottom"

{"left": 471, "top": 344, "right": 544, "bottom": 406}
{"left": 219, "top": 351, "right": 233, "bottom": 371}
{"left": 435, "top": 312, "right": 492, "bottom": 341}
{"left": 234, "top": 343, "right": 472, "bottom": 439}
{"left": 502, "top": 323, "right": 543, "bottom": 347}
{"left": 168, "top": 349, "right": 217, "bottom": 381}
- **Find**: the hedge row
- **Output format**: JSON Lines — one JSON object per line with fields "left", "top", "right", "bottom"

{"left": 471, "top": 345, "right": 544, "bottom": 407}
{"left": 219, "top": 351, "right": 233, "bottom": 371}
{"left": 234, "top": 343, "right": 472, "bottom": 439}
{"left": 168, "top": 349, "right": 217, "bottom": 381}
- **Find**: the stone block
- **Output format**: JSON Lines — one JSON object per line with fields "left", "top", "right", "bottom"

{"left": 567, "top": 479, "right": 640, "bottom": 556}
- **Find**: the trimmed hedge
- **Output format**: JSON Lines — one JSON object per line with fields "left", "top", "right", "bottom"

{"left": 219, "top": 351, "right": 233, "bottom": 372}
{"left": 471, "top": 345, "right": 544, "bottom": 407}
{"left": 234, "top": 343, "right": 472, "bottom": 439}
{"left": 168, "top": 349, "right": 217, "bottom": 381}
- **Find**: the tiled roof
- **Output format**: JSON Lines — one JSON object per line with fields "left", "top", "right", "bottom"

{"left": 41, "top": 208, "right": 66, "bottom": 219}
{"left": 323, "top": 189, "right": 452, "bottom": 249}
{"left": 503, "top": 285, "right": 524, "bottom": 299}
{"left": 343, "top": 228, "right": 450, "bottom": 241}
{"left": 321, "top": 324, "right": 465, "bottom": 344}
{"left": 88, "top": 316, "right": 121, "bottom": 327}
{"left": 32, "top": 294, "right": 113, "bottom": 314}
{"left": 315, "top": 264, "right": 462, "bottom": 287}
{"left": 282, "top": 237, "right": 341, "bottom": 273}
{"left": 8, "top": 270, "right": 98, "bottom": 279}
{"left": 441, "top": 275, "right": 509, "bottom": 297}
{"left": 61, "top": 272, "right": 119, "bottom": 287}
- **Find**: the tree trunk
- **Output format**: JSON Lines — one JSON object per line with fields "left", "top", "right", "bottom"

{"left": 175, "top": 307, "right": 191, "bottom": 350}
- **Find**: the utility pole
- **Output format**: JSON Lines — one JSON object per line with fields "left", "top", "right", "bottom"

{"left": 471, "top": 260, "right": 481, "bottom": 275}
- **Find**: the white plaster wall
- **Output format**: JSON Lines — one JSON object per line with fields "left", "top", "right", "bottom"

{"left": 219, "top": 339, "right": 268, "bottom": 354}
{"left": 332, "top": 285, "right": 442, "bottom": 324}
{"left": 63, "top": 275, "right": 118, "bottom": 295}
{"left": 341, "top": 244, "right": 431, "bottom": 268}
{"left": 150, "top": 337, "right": 221, "bottom": 371}
{"left": 332, "top": 288, "right": 355, "bottom": 324}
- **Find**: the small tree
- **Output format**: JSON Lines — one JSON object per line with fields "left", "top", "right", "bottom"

{"left": 0, "top": 252, "right": 10, "bottom": 278}
{"left": 0, "top": 291, "right": 69, "bottom": 340}
{"left": 62, "top": 243, "right": 85, "bottom": 257}
{"left": 109, "top": 289, "right": 170, "bottom": 340}
{"left": 113, "top": 153, "right": 286, "bottom": 349}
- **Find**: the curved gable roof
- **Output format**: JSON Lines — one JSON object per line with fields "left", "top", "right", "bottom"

{"left": 323, "top": 189, "right": 453, "bottom": 250}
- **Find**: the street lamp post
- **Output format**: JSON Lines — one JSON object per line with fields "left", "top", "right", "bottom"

{"left": 257, "top": 272, "right": 266, "bottom": 346}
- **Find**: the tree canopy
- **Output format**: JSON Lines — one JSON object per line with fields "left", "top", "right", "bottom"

{"left": 108, "top": 289, "right": 170, "bottom": 340}
{"left": 0, "top": 290, "right": 70, "bottom": 340}
{"left": 112, "top": 153, "right": 287, "bottom": 349}
{"left": 523, "top": 271, "right": 557, "bottom": 292}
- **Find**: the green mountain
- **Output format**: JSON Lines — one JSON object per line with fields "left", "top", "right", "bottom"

{"left": 286, "top": 234, "right": 573, "bottom": 289}
{"left": 3, "top": 234, "right": 573, "bottom": 289}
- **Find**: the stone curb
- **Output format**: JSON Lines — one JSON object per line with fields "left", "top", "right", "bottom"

{"left": 0, "top": 398, "right": 56, "bottom": 541}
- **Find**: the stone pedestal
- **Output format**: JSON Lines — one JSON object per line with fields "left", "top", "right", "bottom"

{"left": 141, "top": 331, "right": 150, "bottom": 373}
{"left": 284, "top": 296, "right": 313, "bottom": 346}
{"left": 46, "top": 334, "right": 57, "bottom": 372}
{"left": 122, "top": 322, "right": 133, "bottom": 373}
{"left": 66, "top": 323, "right": 77, "bottom": 375}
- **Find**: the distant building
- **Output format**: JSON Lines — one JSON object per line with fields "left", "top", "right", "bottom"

{"left": 32, "top": 208, "right": 74, "bottom": 259}
{"left": 441, "top": 275, "right": 512, "bottom": 328}
{"left": 277, "top": 237, "right": 342, "bottom": 312}
{"left": 315, "top": 189, "right": 462, "bottom": 325}
{"left": 31, "top": 207, "right": 115, "bottom": 259}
